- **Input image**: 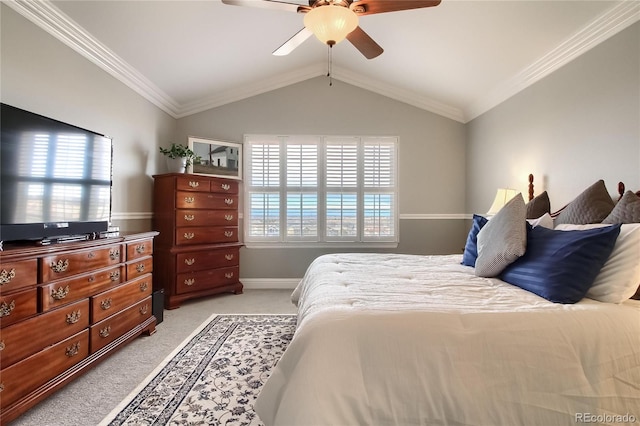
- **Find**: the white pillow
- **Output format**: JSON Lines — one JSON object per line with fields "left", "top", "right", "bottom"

{"left": 555, "top": 223, "right": 640, "bottom": 303}
{"left": 476, "top": 193, "right": 527, "bottom": 277}
{"left": 527, "top": 213, "right": 554, "bottom": 229}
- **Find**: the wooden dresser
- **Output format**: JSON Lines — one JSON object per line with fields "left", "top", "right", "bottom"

{"left": 153, "top": 173, "right": 243, "bottom": 309}
{"left": 0, "top": 232, "right": 158, "bottom": 424}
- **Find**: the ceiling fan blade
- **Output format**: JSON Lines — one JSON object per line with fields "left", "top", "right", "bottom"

{"left": 273, "top": 27, "right": 313, "bottom": 56}
{"left": 221, "top": 0, "right": 306, "bottom": 14}
{"left": 346, "top": 26, "right": 383, "bottom": 59}
{"left": 351, "top": 0, "right": 441, "bottom": 16}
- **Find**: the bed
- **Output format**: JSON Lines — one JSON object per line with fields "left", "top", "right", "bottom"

{"left": 254, "top": 176, "right": 640, "bottom": 426}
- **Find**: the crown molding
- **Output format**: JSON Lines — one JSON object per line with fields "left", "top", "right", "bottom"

{"left": 5, "top": 0, "right": 182, "bottom": 117}
{"left": 7, "top": 0, "right": 638, "bottom": 123}
{"left": 464, "top": 1, "right": 640, "bottom": 122}
{"left": 331, "top": 67, "right": 466, "bottom": 122}
{"left": 176, "top": 63, "right": 327, "bottom": 118}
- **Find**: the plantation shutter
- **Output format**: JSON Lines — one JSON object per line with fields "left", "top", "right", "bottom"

{"left": 244, "top": 135, "right": 398, "bottom": 246}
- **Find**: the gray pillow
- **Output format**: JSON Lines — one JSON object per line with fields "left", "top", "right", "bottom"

{"left": 526, "top": 191, "right": 550, "bottom": 219}
{"left": 602, "top": 191, "right": 640, "bottom": 224}
{"left": 555, "top": 180, "right": 615, "bottom": 225}
{"left": 475, "top": 193, "right": 527, "bottom": 277}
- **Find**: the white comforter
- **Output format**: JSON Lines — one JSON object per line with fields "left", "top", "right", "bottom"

{"left": 255, "top": 253, "right": 640, "bottom": 426}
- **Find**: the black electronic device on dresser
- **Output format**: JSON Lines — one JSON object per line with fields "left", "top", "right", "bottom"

{"left": 0, "top": 103, "right": 113, "bottom": 244}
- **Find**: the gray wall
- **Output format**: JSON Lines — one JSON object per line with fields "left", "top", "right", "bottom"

{"left": 1, "top": 4, "right": 174, "bottom": 233}
{"left": 175, "top": 77, "right": 468, "bottom": 278}
{"left": 466, "top": 22, "right": 640, "bottom": 214}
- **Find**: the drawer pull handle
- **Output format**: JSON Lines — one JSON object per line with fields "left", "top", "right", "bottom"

{"left": 109, "top": 249, "right": 120, "bottom": 260}
{"left": 0, "top": 383, "right": 4, "bottom": 393}
{"left": 184, "top": 232, "right": 195, "bottom": 240}
{"left": 65, "top": 342, "right": 80, "bottom": 357}
{"left": 66, "top": 310, "right": 81, "bottom": 324}
{"left": 51, "top": 285, "right": 70, "bottom": 300}
{"left": 189, "top": 181, "right": 200, "bottom": 188}
{"left": 135, "top": 244, "right": 146, "bottom": 254}
{"left": 136, "top": 264, "right": 145, "bottom": 273}
{"left": 224, "top": 231, "right": 234, "bottom": 238}
{"left": 225, "top": 272, "right": 234, "bottom": 279}
{"left": 0, "top": 300, "right": 15, "bottom": 317}
{"left": 0, "top": 341, "right": 5, "bottom": 351}
{"left": 185, "top": 258, "right": 195, "bottom": 265}
{"left": 184, "top": 278, "right": 195, "bottom": 286}
{"left": 50, "top": 259, "right": 69, "bottom": 273}
{"left": 185, "top": 196, "right": 195, "bottom": 204}
{"left": 140, "top": 304, "right": 149, "bottom": 315}
{"left": 221, "top": 183, "right": 231, "bottom": 191}
{"left": 224, "top": 198, "right": 234, "bottom": 206}
{"left": 184, "top": 214, "right": 195, "bottom": 221}
{"left": 87, "top": 251, "right": 96, "bottom": 259}
{"left": 140, "top": 281, "right": 149, "bottom": 292}
{"left": 0, "top": 269, "right": 16, "bottom": 285}
{"left": 101, "top": 298, "right": 113, "bottom": 310}
{"left": 110, "top": 271, "right": 120, "bottom": 282}
{"left": 225, "top": 254, "right": 234, "bottom": 261}
{"left": 224, "top": 214, "right": 234, "bottom": 221}
{"left": 99, "top": 326, "right": 111, "bottom": 338}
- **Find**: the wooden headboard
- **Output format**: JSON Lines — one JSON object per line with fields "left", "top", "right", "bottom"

{"left": 527, "top": 173, "right": 630, "bottom": 202}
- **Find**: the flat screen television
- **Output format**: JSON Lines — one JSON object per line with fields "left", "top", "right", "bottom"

{"left": 1, "top": 103, "right": 113, "bottom": 244}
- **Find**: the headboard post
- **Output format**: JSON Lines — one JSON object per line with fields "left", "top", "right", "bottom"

{"left": 528, "top": 174, "right": 534, "bottom": 202}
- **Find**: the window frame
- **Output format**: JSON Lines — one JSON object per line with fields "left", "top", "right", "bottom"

{"left": 244, "top": 134, "right": 399, "bottom": 248}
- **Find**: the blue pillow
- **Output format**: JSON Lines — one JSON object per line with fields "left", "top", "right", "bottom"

{"left": 500, "top": 224, "right": 621, "bottom": 303}
{"left": 461, "top": 214, "right": 489, "bottom": 267}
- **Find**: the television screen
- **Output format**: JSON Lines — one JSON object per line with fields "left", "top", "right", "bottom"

{"left": 1, "top": 104, "right": 112, "bottom": 243}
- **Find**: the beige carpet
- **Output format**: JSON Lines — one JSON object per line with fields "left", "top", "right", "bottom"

{"left": 11, "top": 290, "right": 296, "bottom": 426}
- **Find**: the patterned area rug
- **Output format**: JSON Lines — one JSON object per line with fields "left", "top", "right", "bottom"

{"left": 100, "top": 314, "right": 296, "bottom": 426}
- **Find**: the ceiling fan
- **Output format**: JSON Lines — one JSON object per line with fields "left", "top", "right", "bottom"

{"left": 221, "top": 0, "right": 441, "bottom": 59}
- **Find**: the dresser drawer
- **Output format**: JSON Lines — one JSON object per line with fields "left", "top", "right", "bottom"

{"left": 126, "top": 239, "right": 154, "bottom": 261}
{"left": 40, "top": 265, "right": 124, "bottom": 312}
{"left": 175, "top": 191, "right": 237, "bottom": 210}
{"left": 40, "top": 245, "right": 123, "bottom": 282}
{"left": 0, "top": 259, "right": 37, "bottom": 294}
{"left": 175, "top": 209, "right": 238, "bottom": 227}
{"left": 0, "top": 289, "right": 37, "bottom": 328}
{"left": 0, "top": 299, "right": 89, "bottom": 367}
{"left": 176, "top": 227, "right": 238, "bottom": 245}
{"left": 91, "top": 275, "right": 153, "bottom": 323}
{"left": 126, "top": 256, "right": 153, "bottom": 280}
{"left": 176, "top": 176, "right": 211, "bottom": 192}
{"left": 209, "top": 178, "right": 239, "bottom": 194}
{"left": 0, "top": 329, "right": 89, "bottom": 410}
{"left": 176, "top": 266, "right": 239, "bottom": 294}
{"left": 90, "top": 296, "right": 152, "bottom": 353}
{"left": 176, "top": 246, "right": 240, "bottom": 273}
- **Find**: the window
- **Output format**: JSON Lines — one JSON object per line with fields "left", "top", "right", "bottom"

{"left": 244, "top": 135, "right": 398, "bottom": 247}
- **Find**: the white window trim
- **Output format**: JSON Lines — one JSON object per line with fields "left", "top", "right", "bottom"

{"left": 244, "top": 134, "right": 399, "bottom": 248}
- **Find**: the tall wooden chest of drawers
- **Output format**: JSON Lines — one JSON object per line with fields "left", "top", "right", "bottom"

{"left": 0, "top": 232, "right": 158, "bottom": 424}
{"left": 153, "top": 173, "right": 243, "bottom": 309}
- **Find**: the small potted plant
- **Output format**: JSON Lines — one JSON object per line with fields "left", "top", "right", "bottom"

{"left": 159, "top": 143, "right": 198, "bottom": 173}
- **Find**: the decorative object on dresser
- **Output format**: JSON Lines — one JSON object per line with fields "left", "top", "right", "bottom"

{"left": 0, "top": 232, "right": 158, "bottom": 424}
{"left": 187, "top": 136, "right": 242, "bottom": 180}
{"left": 152, "top": 173, "right": 243, "bottom": 309}
{"left": 159, "top": 142, "right": 199, "bottom": 174}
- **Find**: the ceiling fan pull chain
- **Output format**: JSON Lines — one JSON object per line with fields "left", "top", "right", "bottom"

{"left": 327, "top": 44, "right": 333, "bottom": 87}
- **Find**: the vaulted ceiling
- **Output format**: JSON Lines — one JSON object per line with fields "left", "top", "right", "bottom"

{"left": 8, "top": 0, "right": 640, "bottom": 122}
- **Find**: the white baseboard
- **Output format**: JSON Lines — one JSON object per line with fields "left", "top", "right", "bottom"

{"left": 240, "top": 278, "right": 300, "bottom": 290}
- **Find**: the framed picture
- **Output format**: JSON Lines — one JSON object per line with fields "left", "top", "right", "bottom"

{"left": 187, "top": 136, "right": 242, "bottom": 180}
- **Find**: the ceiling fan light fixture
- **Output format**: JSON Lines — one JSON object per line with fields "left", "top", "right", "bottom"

{"left": 303, "top": 4, "right": 358, "bottom": 46}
